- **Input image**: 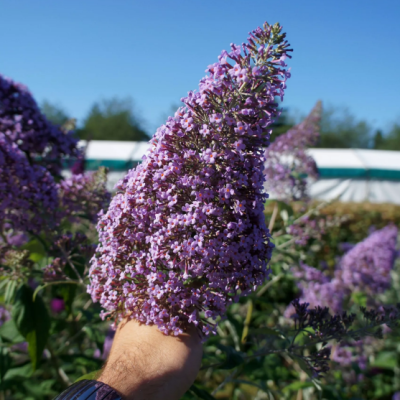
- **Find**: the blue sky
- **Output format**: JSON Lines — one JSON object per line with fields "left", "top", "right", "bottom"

{"left": 1, "top": 0, "right": 399, "bottom": 134}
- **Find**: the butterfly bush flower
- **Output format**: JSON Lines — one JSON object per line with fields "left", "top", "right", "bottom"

{"left": 331, "top": 339, "right": 369, "bottom": 371}
{"left": 0, "top": 136, "right": 59, "bottom": 234}
{"left": 264, "top": 101, "right": 321, "bottom": 201}
{"left": 89, "top": 22, "right": 292, "bottom": 336}
{"left": 58, "top": 167, "right": 111, "bottom": 224}
{"left": 0, "top": 75, "right": 79, "bottom": 175}
{"left": 285, "top": 262, "right": 345, "bottom": 316}
{"left": 340, "top": 225, "right": 398, "bottom": 295}
{"left": 0, "top": 75, "right": 81, "bottom": 235}
{"left": 286, "top": 225, "right": 398, "bottom": 317}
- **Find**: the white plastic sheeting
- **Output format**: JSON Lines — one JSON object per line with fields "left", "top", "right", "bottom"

{"left": 307, "top": 149, "right": 400, "bottom": 205}
{"left": 78, "top": 141, "right": 400, "bottom": 204}
{"left": 308, "top": 178, "right": 400, "bottom": 205}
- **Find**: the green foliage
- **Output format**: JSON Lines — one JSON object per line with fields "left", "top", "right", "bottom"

{"left": 271, "top": 104, "right": 379, "bottom": 149}
{"left": 317, "top": 105, "right": 373, "bottom": 148}
{"left": 12, "top": 285, "right": 50, "bottom": 370}
{"left": 78, "top": 97, "right": 149, "bottom": 141}
{"left": 374, "top": 123, "right": 400, "bottom": 150}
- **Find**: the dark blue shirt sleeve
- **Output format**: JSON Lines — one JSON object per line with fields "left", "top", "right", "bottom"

{"left": 53, "top": 379, "right": 123, "bottom": 400}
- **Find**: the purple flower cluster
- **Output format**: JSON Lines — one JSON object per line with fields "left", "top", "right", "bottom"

{"left": 0, "top": 136, "right": 59, "bottom": 233}
{"left": 287, "top": 212, "right": 346, "bottom": 246}
{"left": 331, "top": 340, "right": 368, "bottom": 370}
{"left": 0, "top": 74, "right": 80, "bottom": 235}
{"left": 264, "top": 101, "right": 321, "bottom": 201}
{"left": 0, "top": 74, "right": 79, "bottom": 175}
{"left": 339, "top": 225, "right": 398, "bottom": 295}
{"left": 287, "top": 225, "right": 398, "bottom": 317}
{"left": 285, "top": 262, "right": 345, "bottom": 315}
{"left": 287, "top": 216, "right": 326, "bottom": 246}
{"left": 58, "top": 168, "right": 111, "bottom": 224}
{"left": 89, "top": 22, "right": 292, "bottom": 336}
{"left": 0, "top": 305, "right": 10, "bottom": 327}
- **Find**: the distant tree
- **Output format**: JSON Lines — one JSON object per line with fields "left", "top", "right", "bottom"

{"left": 374, "top": 123, "right": 400, "bottom": 150}
{"left": 269, "top": 104, "right": 374, "bottom": 149}
{"left": 78, "top": 97, "right": 149, "bottom": 141}
{"left": 41, "top": 100, "right": 70, "bottom": 126}
{"left": 373, "top": 130, "right": 384, "bottom": 149}
{"left": 316, "top": 106, "right": 373, "bottom": 148}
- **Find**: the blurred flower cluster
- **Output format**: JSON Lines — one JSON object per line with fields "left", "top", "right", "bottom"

{"left": 289, "top": 225, "right": 398, "bottom": 314}
{"left": 0, "top": 75, "right": 79, "bottom": 234}
{"left": 264, "top": 101, "right": 321, "bottom": 201}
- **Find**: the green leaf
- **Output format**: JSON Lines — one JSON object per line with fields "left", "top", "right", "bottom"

{"left": 216, "top": 344, "right": 245, "bottom": 370}
{"left": 372, "top": 351, "right": 397, "bottom": 369}
{"left": 249, "top": 327, "right": 281, "bottom": 337}
{"left": 4, "top": 280, "right": 18, "bottom": 304}
{"left": 22, "top": 379, "right": 57, "bottom": 398}
{"left": 22, "top": 239, "right": 46, "bottom": 257}
{"left": 12, "top": 285, "right": 50, "bottom": 370}
{"left": 293, "top": 356, "right": 314, "bottom": 378}
{"left": 74, "top": 369, "right": 101, "bottom": 383}
{"left": 283, "top": 381, "right": 314, "bottom": 392}
{"left": 29, "top": 253, "right": 45, "bottom": 263}
{"left": 59, "top": 283, "right": 76, "bottom": 315}
{"left": 3, "top": 363, "right": 33, "bottom": 380}
{"left": 276, "top": 201, "right": 294, "bottom": 223}
{"left": 350, "top": 291, "right": 367, "bottom": 307}
{"left": 0, "top": 345, "right": 11, "bottom": 383}
{"left": 83, "top": 326, "right": 104, "bottom": 351}
{"left": 0, "top": 320, "right": 25, "bottom": 343}
{"left": 189, "top": 385, "right": 217, "bottom": 400}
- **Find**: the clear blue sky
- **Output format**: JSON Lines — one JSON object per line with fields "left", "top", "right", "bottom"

{"left": 1, "top": 0, "right": 399, "bottom": 135}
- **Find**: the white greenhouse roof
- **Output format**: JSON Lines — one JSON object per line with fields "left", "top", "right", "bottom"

{"left": 75, "top": 141, "right": 400, "bottom": 204}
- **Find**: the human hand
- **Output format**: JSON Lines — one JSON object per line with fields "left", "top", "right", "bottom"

{"left": 98, "top": 319, "right": 203, "bottom": 400}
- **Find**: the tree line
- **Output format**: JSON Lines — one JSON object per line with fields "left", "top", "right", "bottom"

{"left": 42, "top": 98, "right": 400, "bottom": 150}
{"left": 271, "top": 105, "right": 400, "bottom": 150}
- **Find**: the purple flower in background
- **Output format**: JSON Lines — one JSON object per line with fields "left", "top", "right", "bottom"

{"left": 0, "top": 137, "right": 59, "bottom": 233}
{"left": 288, "top": 225, "right": 398, "bottom": 319}
{"left": 338, "top": 242, "right": 355, "bottom": 253}
{"left": 0, "top": 224, "right": 29, "bottom": 247}
{"left": 0, "top": 74, "right": 79, "bottom": 175}
{"left": 102, "top": 328, "right": 115, "bottom": 360}
{"left": 331, "top": 338, "right": 374, "bottom": 372}
{"left": 286, "top": 225, "right": 398, "bottom": 373}
{"left": 264, "top": 101, "right": 321, "bottom": 201}
{"left": 0, "top": 305, "right": 10, "bottom": 327}
{"left": 89, "top": 22, "right": 292, "bottom": 336}
{"left": 285, "top": 263, "right": 345, "bottom": 316}
{"left": 50, "top": 298, "right": 65, "bottom": 314}
{"left": 331, "top": 342, "right": 367, "bottom": 370}
{"left": 58, "top": 168, "right": 110, "bottom": 224}
{"left": 71, "top": 141, "right": 89, "bottom": 175}
{"left": 393, "top": 392, "right": 400, "bottom": 400}
{"left": 340, "top": 225, "right": 398, "bottom": 295}
{"left": 0, "top": 74, "right": 81, "bottom": 235}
